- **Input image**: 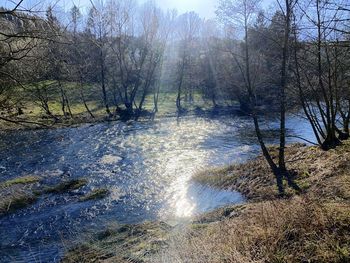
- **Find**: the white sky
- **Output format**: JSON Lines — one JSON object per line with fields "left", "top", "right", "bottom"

{"left": 2, "top": 0, "right": 274, "bottom": 19}
{"left": 151, "top": 0, "right": 217, "bottom": 18}
{"left": 2, "top": 0, "right": 217, "bottom": 18}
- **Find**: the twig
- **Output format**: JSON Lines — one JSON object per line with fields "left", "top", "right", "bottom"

{"left": 0, "top": 116, "right": 51, "bottom": 128}
{"left": 286, "top": 135, "right": 319, "bottom": 146}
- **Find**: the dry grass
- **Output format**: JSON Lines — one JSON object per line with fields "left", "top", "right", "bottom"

{"left": 153, "top": 142, "right": 350, "bottom": 263}
{"left": 79, "top": 188, "right": 110, "bottom": 202}
{"left": 0, "top": 178, "right": 88, "bottom": 217}
{"left": 62, "top": 222, "right": 172, "bottom": 263}
{"left": 43, "top": 179, "right": 88, "bottom": 194}
{"left": 154, "top": 197, "right": 349, "bottom": 263}
{"left": 0, "top": 191, "right": 38, "bottom": 216}
{"left": 193, "top": 142, "right": 350, "bottom": 201}
{"left": 0, "top": 176, "right": 41, "bottom": 216}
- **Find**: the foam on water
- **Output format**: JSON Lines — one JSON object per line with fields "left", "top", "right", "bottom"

{"left": 0, "top": 115, "right": 315, "bottom": 262}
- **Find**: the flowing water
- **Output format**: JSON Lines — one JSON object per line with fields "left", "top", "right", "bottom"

{"left": 0, "top": 115, "right": 314, "bottom": 262}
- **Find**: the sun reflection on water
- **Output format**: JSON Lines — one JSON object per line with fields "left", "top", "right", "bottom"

{"left": 172, "top": 176, "right": 195, "bottom": 218}
{"left": 153, "top": 119, "right": 215, "bottom": 219}
{"left": 0, "top": 114, "right": 314, "bottom": 262}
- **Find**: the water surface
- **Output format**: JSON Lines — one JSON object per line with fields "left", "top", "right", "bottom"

{"left": 0, "top": 115, "right": 314, "bottom": 262}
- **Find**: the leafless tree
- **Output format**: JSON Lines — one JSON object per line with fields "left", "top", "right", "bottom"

{"left": 217, "top": 0, "right": 301, "bottom": 195}
{"left": 174, "top": 12, "right": 202, "bottom": 113}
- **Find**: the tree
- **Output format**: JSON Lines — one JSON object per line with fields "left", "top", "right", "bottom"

{"left": 69, "top": 5, "right": 95, "bottom": 118}
{"left": 0, "top": 2, "right": 56, "bottom": 126}
{"left": 217, "top": 0, "right": 301, "bottom": 195}
{"left": 86, "top": 1, "right": 112, "bottom": 116}
{"left": 46, "top": 6, "right": 73, "bottom": 119}
{"left": 174, "top": 12, "right": 202, "bottom": 113}
{"left": 292, "top": 0, "right": 350, "bottom": 149}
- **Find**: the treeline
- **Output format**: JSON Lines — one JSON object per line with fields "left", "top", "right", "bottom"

{"left": 1, "top": 2, "right": 175, "bottom": 120}
{"left": 0, "top": 1, "right": 235, "bottom": 121}
{"left": 0, "top": 0, "right": 350, "bottom": 192}
{"left": 0, "top": 0, "right": 334, "bottom": 120}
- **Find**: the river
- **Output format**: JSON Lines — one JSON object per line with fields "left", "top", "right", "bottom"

{"left": 0, "top": 114, "right": 314, "bottom": 262}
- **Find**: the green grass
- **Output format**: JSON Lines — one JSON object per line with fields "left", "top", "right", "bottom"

{"left": 0, "top": 176, "right": 41, "bottom": 188}
{"left": 142, "top": 91, "right": 216, "bottom": 116}
{"left": 1, "top": 80, "right": 237, "bottom": 130}
{"left": 43, "top": 179, "right": 88, "bottom": 194}
{"left": 4, "top": 80, "right": 105, "bottom": 118}
{"left": 4, "top": 82, "right": 218, "bottom": 117}
{"left": 79, "top": 188, "right": 110, "bottom": 202}
{"left": 0, "top": 194, "right": 38, "bottom": 216}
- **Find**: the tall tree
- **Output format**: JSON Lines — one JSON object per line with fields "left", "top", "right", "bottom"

{"left": 174, "top": 12, "right": 202, "bottom": 113}
{"left": 292, "top": 0, "right": 349, "bottom": 149}
{"left": 217, "top": 0, "right": 300, "bottom": 194}
{"left": 86, "top": 2, "right": 112, "bottom": 116}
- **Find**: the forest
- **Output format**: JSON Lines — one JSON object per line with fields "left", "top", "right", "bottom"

{"left": 0, "top": 0, "right": 350, "bottom": 262}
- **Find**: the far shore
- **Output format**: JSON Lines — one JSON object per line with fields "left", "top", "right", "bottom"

{"left": 0, "top": 104, "right": 245, "bottom": 132}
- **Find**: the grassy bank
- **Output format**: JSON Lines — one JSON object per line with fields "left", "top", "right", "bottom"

{"left": 63, "top": 142, "right": 350, "bottom": 262}
{"left": 1, "top": 81, "right": 228, "bottom": 130}
{"left": 162, "top": 142, "right": 350, "bottom": 263}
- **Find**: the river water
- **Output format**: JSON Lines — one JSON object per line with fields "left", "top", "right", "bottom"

{"left": 0, "top": 115, "right": 314, "bottom": 262}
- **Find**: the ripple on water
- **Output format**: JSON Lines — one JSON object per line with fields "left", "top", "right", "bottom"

{"left": 99, "top": 154, "right": 123, "bottom": 165}
{"left": 0, "top": 115, "right": 315, "bottom": 262}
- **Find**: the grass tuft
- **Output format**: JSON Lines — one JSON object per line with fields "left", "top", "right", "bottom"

{"left": 79, "top": 188, "right": 109, "bottom": 202}
{"left": 0, "top": 176, "right": 41, "bottom": 188}
{"left": 44, "top": 179, "right": 88, "bottom": 194}
{"left": 0, "top": 194, "right": 38, "bottom": 216}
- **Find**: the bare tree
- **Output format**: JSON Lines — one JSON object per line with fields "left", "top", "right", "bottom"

{"left": 174, "top": 12, "right": 202, "bottom": 113}
{"left": 292, "top": 0, "right": 350, "bottom": 149}
{"left": 217, "top": 0, "right": 301, "bottom": 195}
{"left": 86, "top": 1, "right": 112, "bottom": 117}
{"left": 69, "top": 5, "right": 95, "bottom": 119}
{"left": 0, "top": 1, "right": 57, "bottom": 126}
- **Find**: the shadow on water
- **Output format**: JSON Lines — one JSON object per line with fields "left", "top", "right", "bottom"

{"left": 0, "top": 114, "right": 315, "bottom": 262}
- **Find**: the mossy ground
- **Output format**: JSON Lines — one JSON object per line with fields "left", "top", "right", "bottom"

{"left": 0, "top": 178, "right": 89, "bottom": 217}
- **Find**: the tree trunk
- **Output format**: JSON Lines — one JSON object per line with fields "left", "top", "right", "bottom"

{"left": 278, "top": 0, "right": 292, "bottom": 172}
{"left": 100, "top": 50, "right": 111, "bottom": 117}
{"left": 79, "top": 82, "right": 94, "bottom": 118}
{"left": 242, "top": 7, "right": 286, "bottom": 194}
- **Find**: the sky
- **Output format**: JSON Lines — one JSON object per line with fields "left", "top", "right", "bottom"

{"left": 152, "top": 0, "right": 217, "bottom": 18}
{"left": 2, "top": 0, "right": 218, "bottom": 18}
{"left": 2, "top": 0, "right": 274, "bottom": 19}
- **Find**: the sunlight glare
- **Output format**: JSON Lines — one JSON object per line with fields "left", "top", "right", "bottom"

{"left": 153, "top": 0, "right": 216, "bottom": 18}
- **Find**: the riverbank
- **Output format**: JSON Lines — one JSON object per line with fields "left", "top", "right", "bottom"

{"left": 173, "top": 142, "right": 350, "bottom": 262}
{"left": 0, "top": 104, "right": 243, "bottom": 132}
{"left": 1, "top": 85, "right": 241, "bottom": 131}
{"left": 62, "top": 142, "right": 350, "bottom": 262}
